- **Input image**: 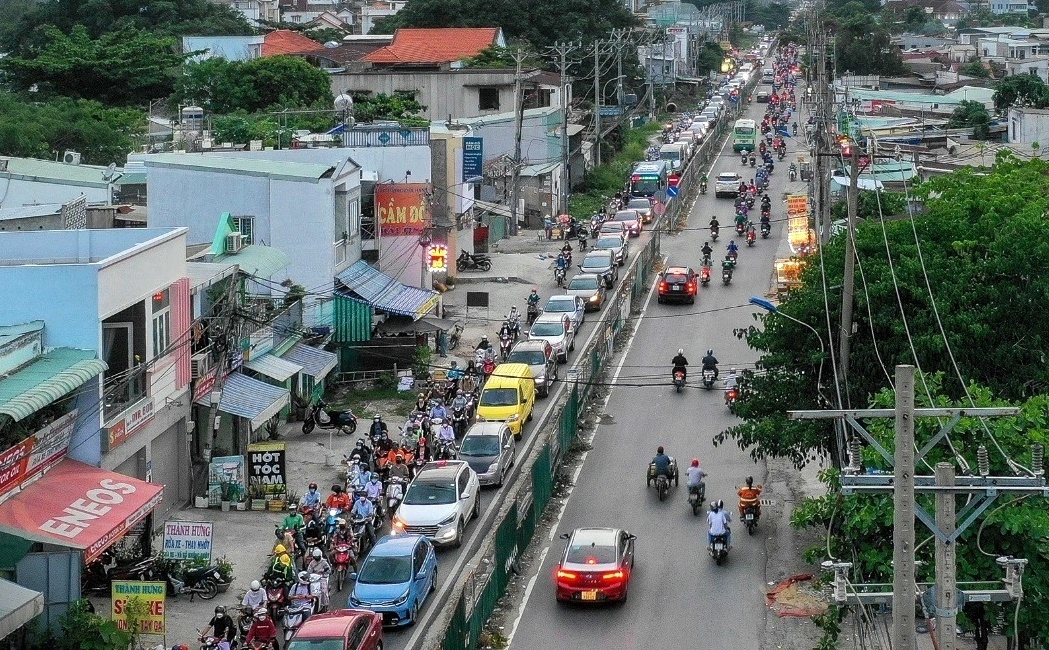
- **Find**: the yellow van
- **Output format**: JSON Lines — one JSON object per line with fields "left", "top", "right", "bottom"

{"left": 476, "top": 363, "right": 536, "bottom": 440}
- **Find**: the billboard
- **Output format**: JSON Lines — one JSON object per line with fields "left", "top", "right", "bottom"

{"left": 0, "top": 411, "right": 77, "bottom": 497}
{"left": 247, "top": 441, "right": 287, "bottom": 497}
{"left": 462, "top": 137, "right": 483, "bottom": 182}
{"left": 376, "top": 183, "right": 430, "bottom": 237}
{"left": 162, "top": 521, "right": 214, "bottom": 562}
{"left": 112, "top": 581, "right": 166, "bottom": 634}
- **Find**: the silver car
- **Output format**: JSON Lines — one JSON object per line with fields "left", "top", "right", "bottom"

{"left": 542, "top": 294, "right": 585, "bottom": 331}
{"left": 458, "top": 423, "right": 516, "bottom": 487}
{"left": 529, "top": 312, "right": 575, "bottom": 363}
{"left": 594, "top": 233, "right": 629, "bottom": 266}
{"left": 506, "top": 339, "right": 558, "bottom": 397}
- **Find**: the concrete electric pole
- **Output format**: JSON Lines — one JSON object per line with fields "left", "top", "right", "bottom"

{"left": 509, "top": 47, "right": 526, "bottom": 236}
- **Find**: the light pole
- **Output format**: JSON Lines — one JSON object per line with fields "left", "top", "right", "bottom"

{"left": 749, "top": 296, "right": 826, "bottom": 391}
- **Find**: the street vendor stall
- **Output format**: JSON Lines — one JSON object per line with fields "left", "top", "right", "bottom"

{"left": 775, "top": 258, "right": 804, "bottom": 297}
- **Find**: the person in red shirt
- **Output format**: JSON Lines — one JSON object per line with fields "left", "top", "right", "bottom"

{"left": 325, "top": 484, "right": 352, "bottom": 511}
{"left": 245, "top": 607, "right": 279, "bottom": 649}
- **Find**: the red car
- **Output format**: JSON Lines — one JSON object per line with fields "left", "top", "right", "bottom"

{"left": 554, "top": 527, "right": 636, "bottom": 603}
{"left": 657, "top": 266, "right": 698, "bottom": 304}
{"left": 285, "top": 609, "right": 383, "bottom": 650}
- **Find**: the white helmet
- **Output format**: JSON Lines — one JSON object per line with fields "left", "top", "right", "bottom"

{"left": 250, "top": 580, "right": 261, "bottom": 591}
{"left": 312, "top": 548, "right": 322, "bottom": 559}
{"left": 678, "top": 349, "right": 684, "bottom": 355}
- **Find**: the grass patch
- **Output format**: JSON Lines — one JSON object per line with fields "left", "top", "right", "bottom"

{"left": 326, "top": 382, "right": 417, "bottom": 418}
{"left": 568, "top": 121, "right": 663, "bottom": 218}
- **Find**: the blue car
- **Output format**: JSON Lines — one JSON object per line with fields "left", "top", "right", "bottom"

{"left": 348, "top": 534, "right": 437, "bottom": 627}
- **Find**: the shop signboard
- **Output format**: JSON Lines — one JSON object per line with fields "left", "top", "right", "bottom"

{"left": 107, "top": 398, "right": 155, "bottom": 450}
{"left": 162, "top": 521, "right": 214, "bottom": 562}
{"left": 112, "top": 580, "right": 166, "bottom": 634}
{"left": 207, "top": 455, "right": 246, "bottom": 506}
{"left": 0, "top": 410, "right": 77, "bottom": 497}
{"left": 246, "top": 441, "right": 287, "bottom": 497}
{"left": 376, "top": 183, "right": 430, "bottom": 237}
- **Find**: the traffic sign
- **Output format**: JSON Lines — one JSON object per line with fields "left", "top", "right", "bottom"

{"left": 667, "top": 185, "right": 679, "bottom": 198}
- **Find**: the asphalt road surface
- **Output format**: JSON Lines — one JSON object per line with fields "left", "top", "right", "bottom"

{"left": 505, "top": 95, "right": 798, "bottom": 649}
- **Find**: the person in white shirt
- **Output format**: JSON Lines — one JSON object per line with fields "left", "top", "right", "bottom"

{"left": 242, "top": 579, "right": 268, "bottom": 611}
{"left": 706, "top": 500, "right": 732, "bottom": 549}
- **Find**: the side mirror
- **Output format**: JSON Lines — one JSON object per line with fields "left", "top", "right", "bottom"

{"left": 626, "top": 534, "right": 637, "bottom": 541}
{"left": 461, "top": 491, "right": 471, "bottom": 500}
{"left": 577, "top": 264, "right": 583, "bottom": 270}
{"left": 504, "top": 443, "right": 512, "bottom": 450}
{"left": 558, "top": 533, "right": 571, "bottom": 540}
{"left": 349, "top": 572, "right": 358, "bottom": 582}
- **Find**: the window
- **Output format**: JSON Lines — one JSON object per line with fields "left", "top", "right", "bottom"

{"left": 478, "top": 87, "right": 500, "bottom": 111}
{"left": 348, "top": 621, "right": 368, "bottom": 649}
{"left": 349, "top": 198, "right": 361, "bottom": 236}
{"left": 232, "top": 215, "right": 255, "bottom": 244}
{"left": 151, "top": 288, "right": 171, "bottom": 357}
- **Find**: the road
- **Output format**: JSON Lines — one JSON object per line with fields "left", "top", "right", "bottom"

{"left": 505, "top": 92, "right": 800, "bottom": 648}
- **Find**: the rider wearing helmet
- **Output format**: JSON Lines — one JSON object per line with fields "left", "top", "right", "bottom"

{"left": 701, "top": 349, "right": 719, "bottom": 378}
{"left": 243, "top": 579, "right": 268, "bottom": 611}
{"left": 706, "top": 500, "right": 732, "bottom": 549}
{"left": 671, "top": 349, "right": 689, "bottom": 380}
{"left": 686, "top": 458, "right": 708, "bottom": 490}
{"left": 201, "top": 605, "right": 235, "bottom": 645}
{"left": 527, "top": 288, "right": 540, "bottom": 308}
{"left": 369, "top": 414, "right": 388, "bottom": 439}
{"left": 269, "top": 544, "right": 295, "bottom": 585}
{"left": 325, "top": 484, "right": 352, "bottom": 511}
{"left": 246, "top": 607, "right": 279, "bottom": 649}
{"left": 307, "top": 547, "right": 332, "bottom": 611}
{"left": 301, "top": 481, "right": 321, "bottom": 515}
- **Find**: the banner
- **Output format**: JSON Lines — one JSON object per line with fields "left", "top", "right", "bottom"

{"left": 786, "top": 194, "right": 809, "bottom": 216}
{"left": 462, "top": 137, "right": 483, "bottom": 182}
{"left": 376, "top": 183, "right": 430, "bottom": 237}
{"left": 162, "top": 521, "right": 214, "bottom": 562}
{"left": 207, "top": 455, "right": 246, "bottom": 506}
{"left": 247, "top": 441, "right": 287, "bottom": 497}
{"left": 112, "top": 581, "right": 166, "bottom": 634}
{"left": 0, "top": 411, "right": 77, "bottom": 497}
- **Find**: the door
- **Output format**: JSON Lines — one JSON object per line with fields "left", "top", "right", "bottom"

{"left": 102, "top": 323, "right": 134, "bottom": 416}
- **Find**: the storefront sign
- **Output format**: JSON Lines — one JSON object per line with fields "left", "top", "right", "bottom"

{"left": 786, "top": 194, "right": 809, "bottom": 216}
{"left": 377, "top": 183, "right": 430, "bottom": 237}
{"left": 0, "top": 411, "right": 77, "bottom": 497}
{"left": 162, "top": 521, "right": 213, "bottom": 561}
{"left": 247, "top": 442, "right": 287, "bottom": 497}
{"left": 207, "top": 455, "right": 246, "bottom": 506}
{"left": 462, "top": 137, "right": 483, "bottom": 182}
{"left": 112, "top": 581, "right": 166, "bottom": 634}
{"left": 107, "top": 398, "right": 155, "bottom": 450}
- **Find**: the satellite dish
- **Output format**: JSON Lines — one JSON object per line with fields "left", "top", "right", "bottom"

{"left": 102, "top": 162, "right": 117, "bottom": 180}
{"left": 324, "top": 40, "right": 340, "bottom": 48}
{"left": 334, "top": 93, "right": 354, "bottom": 112}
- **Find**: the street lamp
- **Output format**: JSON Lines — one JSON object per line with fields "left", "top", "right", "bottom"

{"left": 749, "top": 296, "right": 827, "bottom": 390}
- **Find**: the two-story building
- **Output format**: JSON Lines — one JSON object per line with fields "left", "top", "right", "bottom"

{"left": 0, "top": 156, "right": 120, "bottom": 207}
{"left": 182, "top": 35, "right": 265, "bottom": 61}
{"left": 360, "top": 0, "right": 406, "bottom": 35}
{"left": 1007, "top": 106, "right": 1049, "bottom": 144}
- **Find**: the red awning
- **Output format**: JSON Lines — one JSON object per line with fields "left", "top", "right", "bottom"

{"left": 0, "top": 460, "right": 163, "bottom": 562}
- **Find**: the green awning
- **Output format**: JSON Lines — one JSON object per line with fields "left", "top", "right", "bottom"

{"left": 215, "top": 245, "right": 291, "bottom": 280}
{"left": 0, "top": 349, "right": 107, "bottom": 422}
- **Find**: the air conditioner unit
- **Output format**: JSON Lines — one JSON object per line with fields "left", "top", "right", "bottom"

{"left": 225, "top": 233, "right": 245, "bottom": 254}
{"left": 63, "top": 150, "right": 82, "bottom": 165}
{"left": 0, "top": 158, "right": 8, "bottom": 172}
{"left": 190, "top": 352, "right": 212, "bottom": 380}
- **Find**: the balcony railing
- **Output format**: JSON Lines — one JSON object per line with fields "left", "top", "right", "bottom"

{"left": 103, "top": 367, "right": 148, "bottom": 422}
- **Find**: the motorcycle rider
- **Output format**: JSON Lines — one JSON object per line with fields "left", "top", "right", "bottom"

{"left": 706, "top": 500, "right": 732, "bottom": 550}
{"left": 475, "top": 335, "right": 492, "bottom": 353}
{"left": 243, "top": 580, "right": 268, "bottom": 612}
{"left": 437, "top": 418, "right": 456, "bottom": 450}
{"left": 353, "top": 438, "right": 374, "bottom": 470}
{"left": 737, "top": 475, "right": 764, "bottom": 518}
{"left": 686, "top": 458, "right": 708, "bottom": 496}
{"left": 734, "top": 210, "right": 748, "bottom": 232}
{"left": 388, "top": 454, "right": 410, "bottom": 482}
{"left": 429, "top": 399, "right": 448, "bottom": 422}
{"left": 350, "top": 493, "right": 376, "bottom": 547}
{"left": 281, "top": 503, "right": 307, "bottom": 557}
{"left": 269, "top": 545, "right": 295, "bottom": 587}
{"left": 287, "top": 571, "right": 316, "bottom": 616}
{"left": 201, "top": 605, "right": 236, "bottom": 648}
{"left": 306, "top": 548, "right": 332, "bottom": 612}
{"left": 507, "top": 305, "right": 521, "bottom": 336}
{"left": 244, "top": 608, "right": 279, "bottom": 650}
{"left": 700, "top": 242, "right": 713, "bottom": 265}
{"left": 708, "top": 217, "right": 720, "bottom": 235}
{"left": 301, "top": 482, "right": 322, "bottom": 520}
{"left": 325, "top": 484, "right": 352, "bottom": 512}
{"left": 725, "top": 369, "right": 739, "bottom": 391}
{"left": 369, "top": 414, "right": 388, "bottom": 440}
{"left": 651, "top": 446, "right": 673, "bottom": 485}
{"left": 726, "top": 240, "right": 739, "bottom": 258}
{"left": 701, "top": 349, "right": 719, "bottom": 379}
{"left": 364, "top": 474, "right": 384, "bottom": 515}
{"left": 452, "top": 389, "right": 469, "bottom": 415}
{"left": 526, "top": 289, "right": 540, "bottom": 314}
{"left": 671, "top": 348, "right": 689, "bottom": 381}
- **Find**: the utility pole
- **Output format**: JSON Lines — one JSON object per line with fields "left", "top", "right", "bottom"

{"left": 594, "top": 40, "right": 602, "bottom": 167}
{"left": 546, "top": 41, "right": 580, "bottom": 215}
{"left": 838, "top": 144, "right": 859, "bottom": 405}
{"left": 892, "top": 365, "right": 917, "bottom": 650}
{"left": 936, "top": 461, "right": 958, "bottom": 650}
{"left": 509, "top": 47, "right": 525, "bottom": 236}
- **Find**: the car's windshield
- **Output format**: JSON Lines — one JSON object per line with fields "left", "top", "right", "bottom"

{"left": 567, "top": 277, "right": 599, "bottom": 291}
{"left": 582, "top": 256, "right": 611, "bottom": 270}
{"left": 596, "top": 239, "right": 621, "bottom": 250}
{"left": 357, "top": 554, "right": 412, "bottom": 584}
{"left": 287, "top": 640, "right": 344, "bottom": 650}
{"left": 479, "top": 387, "right": 520, "bottom": 407}
{"left": 627, "top": 200, "right": 650, "bottom": 211}
{"left": 565, "top": 542, "right": 618, "bottom": 564}
{"left": 402, "top": 479, "right": 456, "bottom": 505}
{"left": 507, "top": 350, "right": 546, "bottom": 365}
{"left": 544, "top": 299, "right": 575, "bottom": 312}
{"left": 459, "top": 435, "right": 501, "bottom": 456}
{"left": 530, "top": 322, "right": 565, "bottom": 336}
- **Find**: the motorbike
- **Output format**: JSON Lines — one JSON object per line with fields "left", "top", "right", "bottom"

{"left": 749, "top": 155, "right": 756, "bottom": 167}
{"left": 351, "top": 517, "right": 373, "bottom": 558}
{"left": 332, "top": 542, "right": 355, "bottom": 591}
{"left": 457, "top": 251, "right": 492, "bottom": 272}
{"left": 725, "top": 387, "right": 740, "bottom": 409}
{"left": 302, "top": 400, "right": 357, "bottom": 435}
{"left": 324, "top": 507, "right": 344, "bottom": 540}
{"left": 281, "top": 598, "right": 315, "bottom": 643}
{"left": 237, "top": 605, "right": 254, "bottom": 644}
{"left": 709, "top": 532, "right": 730, "bottom": 565}
{"left": 722, "top": 266, "right": 733, "bottom": 285}
{"left": 726, "top": 250, "right": 738, "bottom": 266}
{"left": 702, "top": 368, "right": 716, "bottom": 390}
{"left": 199, "top": 635, "right": 225, "bottom": 650}
{"left": 452, "top": 406, "right": 469, "bottom": 438}
{"left": 673, "top": 369, "right": 686, "bottom": 393}
{"left": 309, "top": 571, "right": 329, "bottom": 613}
{"left": 792, "top": 124, "right": 798, "bottom": 136}
{"left": 448, "top": 322, "right": 464, "bottom": 350}
{"left": 742, "top": 503, "right": 761, "bottom": 535}
{"left": 735, "top": 222, "right": 746, "bottom": 237}
{"left": 710, "top": 226, "right": 719, "bottom": 242}
{"left": 740, "top": 151, "right": 748, "bottom": 165}
{"left": 554, "top": 266, "right": 566, "bottom": 288}
{"left": 499, "top": 334, "right": 512, "bottom": 361}
{"left": 647, "top": 460, "right": 678, "bottom": 502}
{"left": 746, "top": 230, "right": 756, "bottom": 247}
{"left": 526, "top": 302, "right": 540, "bottom": 325}
{"left": 700, "top": 265, "right": 711, "bottom": 286}
{"left": 761, "top": 222, "right": 771, "bottom": 238}
{"left": 700, "top": 180, "right": 707, "bottom": 194}
{"left": 577, "top": 231, "right": 588, "bottom": 251}
{"left": 688, "top": 483, "right": 707, "bottom": 516}
{"left": 162, "top": 564, "right": 221, "bottom": 600}
{"left": 789, "top": 167, "right": 797, "bottom": 182}
{"left": 83, "top": 553, "right": 156, "bottom": 593}
{"left": 263, "top": 575, "right": 288, "bottom": 621}
{"left": 435, "top": 438, "right": 458, "bottom": 460}
{"left": 386, "top": 476, "right": 405, "bottom": 513}
{"left": 777, "top": 149, "right": 786, "bottom": 161}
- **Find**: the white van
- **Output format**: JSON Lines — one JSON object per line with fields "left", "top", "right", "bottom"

{"left": 659, "top": 143, "right": 686, "bottom": 172}
{"left": 762, "top": 68, "right": 774, "bottom": 83}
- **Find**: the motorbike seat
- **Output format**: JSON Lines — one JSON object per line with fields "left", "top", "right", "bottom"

{"left": 185, "top": 565, "right": 219, "bottom": 580}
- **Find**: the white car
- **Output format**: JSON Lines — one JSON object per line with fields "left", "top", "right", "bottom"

{"left": 529, "top": 312, "right": 575, "bottom": 362}
{"left": 391, "top": 460, "right": 480, "bottom": 547}
{"left": 715, "top": 171, "right": 743, "bottom": 198}
{"left": 542, "top": 294, "right": 586, "bottom": 331}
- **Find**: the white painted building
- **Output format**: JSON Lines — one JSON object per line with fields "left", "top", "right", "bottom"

{"left": 0, "top": 156, "right": 118, "bottom": 207}
{"left": 1007, "top": 107, "right": 1049, "bottom": 145}
{"left": 360, "top": 0, "right": 406, "bottom": 35}
{"left": 1004, "top": 56, "right": 1049, "bottom": 82}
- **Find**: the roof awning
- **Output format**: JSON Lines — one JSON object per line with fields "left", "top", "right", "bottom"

{"left": 377, "top": 316, "right": 456, "bottom": 335}
{"left": 0, "top": 579, "right": 43, "bottom": 638}
{"left": 213, "top": 372, "right": 291, "bottom": 430}
{"left": 214, "top": 245, "right": 291, "bottom": 280}
{"left": 335, "top": 260, "right": 439, "bottom": 321}
{"left": 243, "top": 353, "right": 302, "bottom": 382}
{"left": 0, "top": 460, "right": 163, "bottom": 563}
{"left": 0, "top": 349, "right": 107, "bottom": 422}
{"left": 281, "top": 343, "right": 337, "bottom": 381}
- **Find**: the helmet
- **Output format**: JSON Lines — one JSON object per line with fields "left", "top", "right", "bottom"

{"left": 250, "top": 580, "right": 261, "bottom": 591}
{"left": 677, "top": 349, "right": 684, "bottom": 355}
{"left": 369, "top": 474, "right": 379, "bottom": 482}
{"left": 309, "top": 482, "right": 317, "bottom": 490}
{"left": 691, "top": 458, "right": 699, "bottom": 467}
{"left": 419, "top": 393, "right": 426, "bottom": 399}
{"left": 337, "top": 518, "right": 347, "bottom": 527}
{"left": 512, "top": 304, "right": 517, "bottom": 310}
{"left": 396, "top": 454, "right": 404, "bottom": 462}
{"left": 254, "top": 608, "right": 268, "bottom": 620}
{"left": 351, "top": 454, "right": 361, "bottom": 461}
{"left": 731, "top": 368, "right": 738, "bottom": 374}
{"left": 312, "top": 548, "right": 323, "bottom": 559}
{"left": 457, "top": 389, "right": 463, "bottom": 395}
{"left": 374, "top": 414, "right": 381, "bottom": 421}
{"left": 657, "top": 446, "right": 664, "bottom": 454}
{"left": 215, "top": 605, "right": 226, "bottom": 615}
{"left": 482, "top": 335, "right": 489, "bottom": 341}
{"left": 745, "top": 475, "right": 754, "bottom": 488}
{"left": 707, "top": 349, "right": 713, "bottom": 356}
{"left": 717, "top": 499, "right": 724, "bottom": 510}
{"left": 288, "top": 503, "right": 298, "bottom": 510}
{"left": 298, "top": 571, "right": 309, "bottom": 583}
{"left": 274, "top": 544, "right": 287, "bottom": 554}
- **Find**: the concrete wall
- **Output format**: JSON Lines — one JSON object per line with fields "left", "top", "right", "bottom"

{"left": 0, "top": 181, "right": 109, "bottom": 207}
{"left": 466, "top": 109, "right": 563, "bottom": 167}
{"left": 0, "top": 265, "right": 100, "bottom": 349}
{"left": 331, "top": 71, "right": 519, "bottom": 121}
{"left": 203, "top": 147, "right": 429, "bottom": 185}
{"left": 145, "top": 166, "right": 272, "bottom": 245}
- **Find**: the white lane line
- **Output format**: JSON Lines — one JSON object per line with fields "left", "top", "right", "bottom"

{"left": 505, "top": 264, "right": 663, "bottom": 646}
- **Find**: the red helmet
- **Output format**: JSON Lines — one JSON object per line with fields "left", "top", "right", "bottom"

{"left": 691, "top": 458, "right": 699, "bottom": 467}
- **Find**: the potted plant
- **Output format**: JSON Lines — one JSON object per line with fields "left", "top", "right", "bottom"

{"left": 213, "top": 555, "right": 235, "bottom": 592}
{"left": 218, "top": 482, "right": 242, "bottom": 512}
{"left": 248, "top": 483, "right": 268, "bottom": 511}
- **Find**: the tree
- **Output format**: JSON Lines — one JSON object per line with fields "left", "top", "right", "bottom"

{"left": 0, "top": 25, "right": 189, "bottom": 106}
{"left": 745, "top": 0, "right": 792, "bottom": 29}
{"left": 714, "top": 156, "right": 1049, "bottom": 467}
{"left": 960, "top": 58, "right": 990, "bottom": 78}
{"left": 947, "top": 99, "right": 992, "bottom": 139}
{"left": 350, "top": 91, "right": 428, "bottom": 125}
{"left": 461, "top": 45, "right": 540, "bottom": 69}
{"left": 173, "top": 56, "right": 333, "bottom": 114}
{"left": 831, "top": 13, "right": 905, "bottom": 76}
{"left": 992, "top": 72, "right": 1049, "bottom": 114}
{"left": 694, "top": 41, "right": 726, "bottom": 76}
{"left": 0, "top": 92, "right": 144, "bottom": 164}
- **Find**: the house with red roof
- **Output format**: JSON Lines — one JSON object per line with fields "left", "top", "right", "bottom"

{"left": 262, "top": 29, "right": 327, "bottom": 57}
{"left": 362, "top": 27, "right": 505, "bottom": 69}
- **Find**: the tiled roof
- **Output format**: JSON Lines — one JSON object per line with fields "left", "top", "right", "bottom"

{"left": 363, "top": 28, "right": 499, "bottom": 65}
{"left": 263, "top": 30, "right": 326, "bottom": 57}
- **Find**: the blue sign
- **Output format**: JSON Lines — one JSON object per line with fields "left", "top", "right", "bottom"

{"left": 462, "top": 137, "right": 483, "bottom": 182}
{"left": 667, "top": 185, "right": 679, "bottom": 198}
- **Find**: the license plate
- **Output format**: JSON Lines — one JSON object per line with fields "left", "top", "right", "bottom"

{"left": 581, "top": 590, "right": 598, "bottom": 601}
{"left": 672, "top": 285, "right": 681, "bottom": 291}
{"left": 745, "top": 513, "right": 754, "bottom": 521}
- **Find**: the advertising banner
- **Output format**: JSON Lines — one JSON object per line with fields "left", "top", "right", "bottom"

{"left": 0, "top": 410, "right": 77, "bottom": 497}
{"left": 786, "top": 194, "right": 809, "bottom": 216}
{"left": 376, "top": 183, "right": 430, "bottom": 237}
{"left": 246, "top": 441, "right": 287, "bottom": 497}
{"left": 162, "top": 521, "right": 214, "bottom": 562}
{"left": 207, "top": 455, "right": 246, "bottom": 506}
{"left": 112, "top": 581, "right": 166, "bottom": 634}
{"left": 462, "top": 137, "right": 483, "bottom": 182}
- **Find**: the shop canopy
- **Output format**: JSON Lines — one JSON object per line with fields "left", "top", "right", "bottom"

{"left": 213, "top": 372, "right": 291, "bottom": 430}
{"left": 243, "top": 353, "right": 302, "bottom": 383}
{"left": 0, "top": 460, "right": 163, "bottom": 563}
{"left": 0, "top": 579, "right": 43, "bottom": 638}
{"left": 0, "top": 348, "right": 107, "bottom": 422}
{"left": 335, "top": 260, "right": 439, "bottom": 321}
{"left": 280, "top": 342, "right": 337, "bottom": 382}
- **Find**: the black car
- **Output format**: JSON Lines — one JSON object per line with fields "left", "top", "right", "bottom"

{"left": 657, "top": 266, "right": 698, "bottom": 304}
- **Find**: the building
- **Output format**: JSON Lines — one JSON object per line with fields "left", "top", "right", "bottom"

{"left": 989, "top": 0, "right": 1032, "bottom": 13}
{"left": 1004, "top": 56, "right": 1049, "bottom": 82}
{"left": 182, "top": 35, "right": 265, "bottom": 61}
{"left": 262, "top": 29, "right": 326, "bottom": 56}
{"left": 360, "top": 0, "right": 406, "bottom": 35}
{"left": 209, "top": 0, "right": 280, "bottom": 25}
{"left": 1007, "top": 106, "right": 1049, "bottom": 145}
{"left": 0, "top": 156, "right": 120, "bottom": 207}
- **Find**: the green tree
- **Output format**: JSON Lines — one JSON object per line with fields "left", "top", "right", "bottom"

{"left": 350, "top": 91, "right": 428, "bottom": 125}
{"left": 714, "top": 156, "right": 1049, "bottom": 467}
{"left": 0, "top": 92, "right": 143, "bottom": 164}
{"left": 694, "top": 41, "right": 727, "bottom": 76}
{"left": 0, "top": 25, "right": 189, "bottom": 106}
{"left": 992, "top": 72, "right": 1049, "bottom": 114}
{"left": 960, "top": 58, "right": 990, "bottom": 78}
{"left": 461, "top": 45, "right": 541, "bottom": 69}
{"left": 173, "top": 55, "right": 333, "bottom": 114}
{"left": 947, "top": 99, "right": 992, "bottom": 139}
{"left": 745, "top": 0, "right": 792, "bottom": 29}
{"left": 832, "top": 13, "right": 905, "bottom": 76}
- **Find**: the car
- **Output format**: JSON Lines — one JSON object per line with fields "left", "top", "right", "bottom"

{"left": 458, "top": 422, "right": 516, "bottom": 487}
{"left": 715, "top": 171, "right": 743, "bottom": 198}
{"left": 594, "top": 233, "right": 628, "bottom": 266}
{"left": 599, "top": 220, "right": 628, "bottom": 237}
{"left": 700, "top": 108, "right": 719, "bottom": 124}
{"left": 657, "top": 266, "right": 698, "bottom": 304}
{"left": 565, "top": 274, "right": 605, "bottom": 313}
{"left": 708, "top": 96, "right": 725, "bottom": 110}
{"left": 673, "top": 134, "right": 694, "bottom": 156}
{"left": 756, "top": 91, "right": 770, "bottom": 103}
{"left": 554, "top": 527, "right": 636, "bottom": 603}
{"left": 506, "top": 339, "right": 558, "bottom": 397}
{"left": 347, "top": 535, "right": 437, "bottom": 627}
{"left": 285, "top": 609, "right": 383, "bottom": 650}
{"left": 528, "top": 312, "right": 575, "bottom": 362}
{"left": 541, "top": 294, "right": 585, "bottom": 331}
{"left": 579, "top": 249, "right": 619, "bottom": 287}
{"left": 625, "top": 198, "right": 654, "bottom": 224}
{"left": 611, "top": 210, "right": 642, "bottom": 237}
{"left": 391, "top": 460, "right": 480, "bottom": 548}
{"left": 475, "top": 364, "right": 535, "bottom": 438}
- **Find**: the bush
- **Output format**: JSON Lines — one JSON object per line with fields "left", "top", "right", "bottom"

{"left": 30, "top": 599, "right": 131, "bottom": 650}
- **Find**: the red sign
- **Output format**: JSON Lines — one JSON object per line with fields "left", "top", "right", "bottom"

{"left": 107, "top": 399, "right": 155, "bottom": 450}
{"left": 668, "top": 174, "right": 680, "bottom": 187}
{"left": 377, "top": 183, "right": 430, "bottom": 237}
{"left": 0, "top": 410, "right": 77, "bottom": 499}
{"left": 0, "top": 439, "right": 35, "bottom": 494}
{"left": 426, "top": 244, "right": 448, "bottom": 272}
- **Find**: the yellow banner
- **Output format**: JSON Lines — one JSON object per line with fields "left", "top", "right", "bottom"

{"left": 112, "top": 581, "right": 166, "bottom": 634}
{"left": 786, "top": 194, "right": 809, "bottom": 216}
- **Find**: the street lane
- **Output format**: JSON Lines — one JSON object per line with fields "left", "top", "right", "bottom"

{"left": 507, "top": 91, "right": 803, "bottom": 649}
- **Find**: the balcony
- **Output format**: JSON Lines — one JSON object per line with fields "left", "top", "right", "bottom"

{"left": 103, "top": 366, "right": 148, "bottom": 422}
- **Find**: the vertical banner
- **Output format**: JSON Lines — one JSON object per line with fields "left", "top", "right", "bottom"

{"left": 111, "top": 581, "right": 166, "bottom": 634}
{"left": 207, "top": 455, "right": 246, "bottom": 506}
{"left": 376, "top": 183, "right": 430, "bottom": 237}
{"left": 462, "top": 137, "right": 483, "bottom": 182}
{"left": 246, "top": 441, "right": 287, "bottom": 497}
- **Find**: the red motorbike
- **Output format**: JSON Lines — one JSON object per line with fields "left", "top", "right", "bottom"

{"left": 263, "top": 576, "right": 287, "bottom": 621}
{"left": 333, "top": 543, "right": 356, "bottom": 591}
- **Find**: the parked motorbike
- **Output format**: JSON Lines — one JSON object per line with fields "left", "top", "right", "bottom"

{"left": 82, "top": 553, "right": 157, "bottom": 593}
{"left": 709, "top": 532, "right": 730, "bottom": 565}
{"left": 332, "top": 543, "right": 355, "bottom": 592}
{"left": 162, "top": 564, "right": 221, "bottom": 600}
{"left": 688, "top": 483, "right": 706, "bottom": 516}
{"left": 702, "top": 368, "right": 716, "bottom": 390}
{"left": 457, "top": 251, "right": 492, "bottom": 272}
{"left": 672, "top": 369, "right": 686, "bottom": 393}
{"left": 743, "top": 503, "right": 760, "bottom": 535}
{"left": 302, "top": 400, "right": 357, "bottom": 435}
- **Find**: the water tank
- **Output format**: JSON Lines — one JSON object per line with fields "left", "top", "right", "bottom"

{"left": 181, "top": 106, "right": 204, "bottom": 131}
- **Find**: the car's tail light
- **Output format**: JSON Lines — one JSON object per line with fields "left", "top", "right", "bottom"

{"left": 556, "top": 569, "right": 578, "bottom": 581}
{"left": 659, "top": 281, "right": 668, "bottom": 292}
{"left": 602, "top": 571, "right": 624, "bottom": 580}
{"left": 687, "top": 281, "right": 697, "bottom": 294}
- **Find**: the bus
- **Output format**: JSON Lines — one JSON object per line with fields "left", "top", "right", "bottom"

{"left": 732, "top": 118, "right": 757, "bottom": 153}
{"left": 629, "top": 161, "right": 669, "bottom": 200}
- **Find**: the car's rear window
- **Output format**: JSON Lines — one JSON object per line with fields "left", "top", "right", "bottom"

{"left": 507, "top": 350, "right": 546, "bottom": 365}
{"left": 568, "top": 277, "right": 599, "bottom": 291}
{"left": 717, "top": 174, "right": 738, "bottom": 182}
{"left": 596, "top": 239, "right": 621, "bottom": 250}
{"left": 627, "top": 200, "right": 650, "bottom": 211}
{"left": 566, "top": 542, "right": 617, "bottom": 564}
{"left": 664, "top": 273, "right": 688, "bottom": 283}
{"left": 613, "top": 212, "right": 636, "bottom": 222}
{"left": 287, "top": 639, "right": 345, "bottom": 650}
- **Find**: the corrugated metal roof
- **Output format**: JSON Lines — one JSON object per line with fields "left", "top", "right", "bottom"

{"left": 520, "top": 161, "right": 560, "bottom": 177}
{"left": 282, "top": 343, "right": 337, "bottom": 380}
{"left": 187, "top": 261, "right": 238, "bottom": 291}
{"left": 0, "top": 157, "right": 115, "bottom": 187}
{"left": 0, "top": 204, "right": 63, "bottom": 222}
{"left": 244, "top": 353, "right": 302, "bottom": 382}
{"left": 0, "top": 349, "right": 107, "bottom": 422}
{"left": 140, "top": 153, "right": 336, "bottom": 182}
{"left": 216, "top": 372, "right": 290, "bottom": 430}
{"left": 335, "top": 260, "right": 439, "bottom": 320}
{"left": 112, "top": 172, "right": 147, "bottom": 185}
{"left": 214, "top": 245, "right": 291, "bottom": 280}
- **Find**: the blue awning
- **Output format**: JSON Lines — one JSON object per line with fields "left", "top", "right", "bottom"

{"left": 215, "top": 373, "right": 290, "bottom": 430}
{"left": 281, "top": 342, "right": 337, "bottom": 381}
{"left": 335, "top": 260, "right": 439, "bottom": 321}
{"left": 243, "top": 353, "right": 302, "bottom": 382}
